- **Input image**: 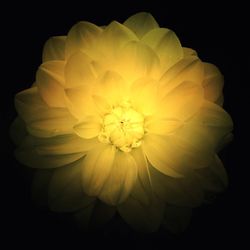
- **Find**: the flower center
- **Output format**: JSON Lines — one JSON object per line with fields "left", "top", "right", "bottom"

{"left": 98, "top": 102, "right": 144, "bottom": 152}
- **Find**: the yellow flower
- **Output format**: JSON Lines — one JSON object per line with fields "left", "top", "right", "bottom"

{"left": 11, "top": 12, "right": 233, "bottom": 233}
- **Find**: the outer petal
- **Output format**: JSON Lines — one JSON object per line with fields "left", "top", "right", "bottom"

{"left": 15, "top": 136, "right": 85, "bottom": 169}
{"left": 98, "top": 21, "right": 138, "bottom": 61}
{"left": 65, "top": 21, "right": 102, "bottom": 58}
{"left": 48, "top": 159, "right": 95, "bottom": 212}
{"left": 131, "top": 148, "right": 152, "bottom": 203}
{"left": 10, "top": 117, "right": 27, "bottom": 146}
{"left": 156, "top": 81, "right": 204, "bottom": 121}
{"left": 159, "top": 56, "right": 204, "bottom": 98}
{"left": 202, "top": 63, "right": 224, "bottom": 105}
{"left": 81, "top": 144, "right": 116, "bottom": 196}
{"left": 142, "top": 28, "right": 183, "bottom": 71}
{"left": 99, "top": 151, "right": 138, "bottom": 205}
{"left": 29, "top": 134, "right": 98, "bottom": 155}
{"left": 196, "top": 154, "right": 228, "bottom": 193}
{"left": 162, "top": 205, "right": 192, "bottom": 233}
{"left": 142, "top": 134, "right": 184, "bottom": 178}
{"left": 149, "top": 165, "right": 204, "bottom": 207}
{"left": 32, "top": 169, "right": 54, "bottom": 208}
{"left": 191, "top": 100, "right": 233, "bottom": 149}
{"left": 116, "top": 41, "right": 160, "bottom": 83}
{"left": 15, "top": 87, "right": 77, "bottom": 137}
{"left": 118, "top": 184, "right": 165, "bottom": 232}
{"left": 123, "top": 12, "right": 159, "bottom": 39}
{"left": 42, "top": 36, "right": 66, "bottom": 62}
{"left": 36, "top": 60, "right": 66, "bottom": 107}
{"left": 65, "top": 51, "right": 96, "bottom": 88}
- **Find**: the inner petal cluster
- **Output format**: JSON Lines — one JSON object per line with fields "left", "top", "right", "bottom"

{"left": 98, "top": 101, "right": 145, "bottom": 152}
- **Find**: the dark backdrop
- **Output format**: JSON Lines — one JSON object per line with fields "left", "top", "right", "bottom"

{"left": 2, "top": 1, "right": 247, "bottom": 248}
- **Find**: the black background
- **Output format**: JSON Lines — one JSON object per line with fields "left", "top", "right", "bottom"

{"left": 2, "top": 1, "right": 248, "bottom": 248}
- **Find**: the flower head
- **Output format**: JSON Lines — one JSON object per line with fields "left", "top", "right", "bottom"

{"left": 11, "top": 12, "right": 233, "bottom": 232}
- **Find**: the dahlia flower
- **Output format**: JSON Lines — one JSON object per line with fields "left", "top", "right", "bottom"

{"left": 11, "top": 12, "right": 233, "bottom": 232}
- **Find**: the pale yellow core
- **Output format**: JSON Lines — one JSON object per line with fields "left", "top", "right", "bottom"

{"left": 98, "top": 102, "right": 145, "bottom": 152}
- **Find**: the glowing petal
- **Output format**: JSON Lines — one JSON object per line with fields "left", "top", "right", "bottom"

{"left": 74, "top": 116, "right": 102, "bottom": 139}
{"left": 81, "top": 144, "right": 116, "bottom": 196}
{"left": 65, "top": 51, "right": 96, "bottom": 88}
{"left": 42, "top": 36, "right": 66, "bottom": 62}
{"left": 49, "top": 159, "right": 95, "bottom": 212}
{"left": 131, "top": 148, "right": 152, "bottom": 202}
{"left": 143, "top": 135, "right": 184, "bottom": 177}
{"left": 116, "top": 41, "right": 160, "bottom": 82}
{"left": 99, "top": 21, "right": 138, "bottom": 59}
{"left": 202, "top": 63, "right": 224, "bottom": 105}
{"left": 145, "top": 117, "right": 183, "bottom": 135}
{"left": 130, "top": 78, "right": 159, "bottom": 115}
{"left": 159, "top": 56, "right": 204, "bottom": 98}
{"left": 36, "top": 60, "right": 66, "bottom": 107}
{"left": 142, "top": 28, "right": 183, "bottom": 70}
{"left": 157, "top": 81, "right": 204, "bottom": 121}
{"left": 66, "top": 21, "right": 102, "bottom": 58}
{"left": 99, "top": 151, "right": 138, "bottom": 205}
{"left": 123, "top": 12, "right": 159, "bottom": 38}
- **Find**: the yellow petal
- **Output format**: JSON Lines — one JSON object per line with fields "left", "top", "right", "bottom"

{"left": 145, "top": 117, "right": 183, "bottom": 135}
{"left": 15, "top": 136, "right": 85, "bottom": 168}
{"left": 115, "top": 41, "right": 160, "bottom": 82}
{"left": 142, "top": 28, "right": 183, "bottom": 71}
{"left": 118, "top": 192, "right": 165, "bottom": 232}
{"left": 74, "top": 116, "right": 102, "bottom": 139}
{"left": 202, "top": 63, "right": 224, "bottom": 105}
{"left": 142, "top": 134, "right": 184, "bottom": 177}
{"left": 15, "top": 87, "right": 77, "bottom": 137}
{"left": 98, "top": 21, "right": 138, "bottom": 61}
{"left": 191, "top": 101, "right": 233, "bottom": 148}
{"left": 99, "top": 151, "right": 138, "bottom": 205}
{"left": 36, "top": 60, "right": 66, "bottom": 107}
{"left": 131, "top": 148, "right": 152, "bottom": 202}
{"left": 159, "top": 56, "right": 204, "bottom": 98}
{"left": 93, "top": 71, "right": 127, "bottom": 107}
{"left": 183, "top": 47, "right": 197, "bottom": 57}
{"left": 157, "top": 81, "right": 204, "bottom": 121}
{"left": 65, "top": 85, "right": 97, "bottom": 119}
{"left": 42, "top": 36, "right": 66, "bottom": 62}
{"left": 123, "top": 12, "right": 159, "bottom": 39}
{"left": 31, "top": 134, "right": 98, "bottom": 155}
{"left": 149, "top": 165, "right": 204, "bottom": 207}
{"left": 65, "top": 21, "right": 102, "bottom": 58}
{"left": 130, "top": 78, "right": 159, "bottom": 115}
{"left": 48, "top": 159, "right": 95, "bottom": 212}
{"left": 65, "top": 51, "right": 96, "bottom": 88}
{"left": 81, "top": 144, "right": 116, "bottom": 196}
{"left": 196, "top": 154, "right": 228, "bottom": 193}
